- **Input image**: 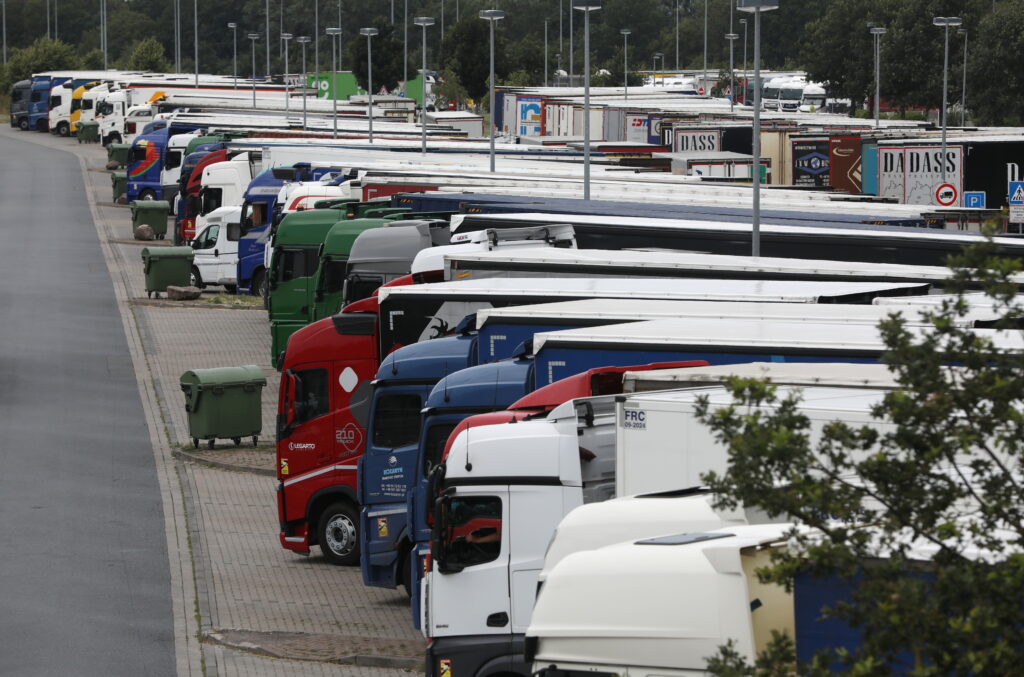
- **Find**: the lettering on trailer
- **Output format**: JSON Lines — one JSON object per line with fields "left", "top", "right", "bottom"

{"left": 879, "top": 146, "right": 963, "bottom": 206}
{"left": 489, "top": 334, "right": 507, "bottom": 361}
{"left": 622, "top": 408, "right": 647, "bottom": 430}
{"left": 517, "top": 97, "right": 542, "bottom": 136}
{"left": 673, "top": 130, "right": 720, "bottom": 153}
{"left": 546, "top": 360, "right": 567, "bottom": 387}
{"left": 625, "top": 113, "right": 650, "bottom": 144}
{"left": 829, "top": 137, "right": 862, "bottom": 194}
{"left": 792, "top": 139, "right": 831, "bottom": 188}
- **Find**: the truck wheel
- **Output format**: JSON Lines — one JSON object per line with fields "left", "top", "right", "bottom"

{"left": 18, "top": 118, "right": 29, "bottom": 131}
{"left": 190, "top": 266, "right": 204, "bottom": 289}
{"left": 319, "top": 502, "right": 360, "bottom": 566}
{"left": 139, "top": 189, "right": 157, "bottom": 201}
{"left": 57, "top": 122, "right": 70, "bottom": 137}
{"left": 251, "top": 270, "right": 267, "bottom": 298}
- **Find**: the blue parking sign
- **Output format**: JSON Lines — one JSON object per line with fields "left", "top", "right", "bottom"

{"left": 963, "top": 192, "right": 986, "bottom": 209}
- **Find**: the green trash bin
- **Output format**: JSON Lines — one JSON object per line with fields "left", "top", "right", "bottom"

{"left": 179, "top": 365, "right": 267, "bottom": 448}
{"left": 141, "top": 246, "right": 194, "bottom": 298}
{"left": 111, "top": 170, "right": 128, "bottom": 203}
{"left": 77, "top": 120, "right": 100, "bottom": 144}
{"left": 107, "top": 143, "right": 131, "bottom": 168}
{"left": 131, "top": 200, "right": 171, "bottom": 239}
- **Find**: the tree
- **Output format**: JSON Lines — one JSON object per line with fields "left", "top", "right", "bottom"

{"left": 441, "top": 16, "right": 509, "bottom": 101}
{"left": 122, "top": 37, "right": 172, "bottom": 73}
{"left": 81, "top": 49, "right": 107, "bottom": 71}
{"left": 696, "top": 230, "right": 1024, "bottom": 674}
{"left": 433, "top": 68, "right": 468, "bottom": 109}
{"left": 967, "top": 0, "right": 1024, "bottom": 125}
{"left": 346, "top": 18, "right": 405, "bottom": 94}
{"left": 1, "top": 38, "right": 81, "bottom": 92}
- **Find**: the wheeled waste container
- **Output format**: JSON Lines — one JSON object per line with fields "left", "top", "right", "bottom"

{"left": 111, "top": 171, "right": 128, "bottom": 203}
{"left": 107, "top": 143, "right": 131, "bottom": 168}
{"left": 77, "top": 121, "right": 100, "bottom": 143}
{"left": 180, "top": 366, "right": 267, "bottom": 448}
{"left": 131, "top": 200, "right": 171, "bottom": 239}
{"left": 141, "top": 246, "right": 194, "bottom": 298}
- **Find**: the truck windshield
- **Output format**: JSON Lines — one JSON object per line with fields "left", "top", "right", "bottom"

{"left": 371, "top": 394, "right": 421, "bottom": 449}
{"left": 781, "top": 88, "right": 803, "bottom": 100}
{"left": 96, "top": 101, "right": 113, "bottom": 116}
{"left": 344, "top": 274, "right": 383, "bottom": 304}
{"left": 764, "top": 87, "right": 780, "bottom": 98}
{"left": 804, "top": 95, "right": 826, "bottom": 108}
{"left": 201, "top": 187, "right": 223, "bottom": 215}
{"left": 317, "top": 257, "right": 349, "bottom": 296}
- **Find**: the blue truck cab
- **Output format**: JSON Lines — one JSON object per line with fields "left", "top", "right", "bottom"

{"left": 358, "top": 329, "right": 478, "bottom": 592}
{"left": 236, "top": 164, "right": 346, "bottom": 296}
{"left": 29, "top": 75, "right": 69, "bottom": 131}
{"left": 126, "top": 123, "right": 204, "bottom": 203}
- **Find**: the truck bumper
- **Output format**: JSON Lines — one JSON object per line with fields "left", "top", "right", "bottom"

{"left": 425, "top": 634, "right": 527, "bottom": 677}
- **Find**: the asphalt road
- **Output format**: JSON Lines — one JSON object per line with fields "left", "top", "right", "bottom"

{"left": 0, "top": 132, "right": 175, "bottom": 675}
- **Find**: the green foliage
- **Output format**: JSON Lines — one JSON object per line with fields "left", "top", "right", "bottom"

{"left": 698, "top": 229, "right": 1024, "bottom": 674}
{"left": 121, "top": 38, "right": 172, "bottom": 73}
{"left": 346, "top": 18, "right": 405, "bottom": 93}
{"left": 81, "top": 49, "right": 107, "bottom": 71}
{"left": 433, "top": 68, "right": 468, "bottom": 108}
{"left": 1, "top": 38, "right": 81, "bottom": 93}
{"left": 441, "top": 16, "right": 509, "bottom": 101}
{"left": 967, "top": 0, "right": 1024, "bottom": 125}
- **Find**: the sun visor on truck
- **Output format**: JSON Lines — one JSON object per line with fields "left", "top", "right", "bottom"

{"left": 331, "top": 313, "right": 377, "bottom": 336}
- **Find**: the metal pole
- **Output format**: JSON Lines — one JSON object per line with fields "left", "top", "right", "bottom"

{"left": 282, "top": 34, "right": 292, "bottom": 115}
{"left": 173, "top": 0, "right": 179, "bottom": 71}
{"left": 621, "top": 29, "right": 630, "bottom": 101}
{"left": 544, "top": 20, "right": 548, "bottom": 87}
{"left": 726, "top": 33, "right": 737, "bottom": 112}
{"left": 480, "top": 10, "right": 504, "bottom": 170}
{"left": 54, "top": 0, "right": 57, "bottom": 40}
{"left": 250, "top": 35, "right": 259, "bottom": 107}
{"left": 421, "top": 22, "right": 427, "bottom": 155}
{"left": 361, "top": 28, "right": 377, "bottom": 143}
{"left": 569, "top": 8, "right": 573, "bottom": 84}
{"left": 46, "top": 0, "right": 49, "bottom": 40}
{"left": 315, "top": 0, "right": 319, "bottom": 87}
{"left": 958, "top": 29, "right": 966, "bottom": 127}
{"left": 298, "top": 36, "right": 310, "bottom": 129}
{"left": 229, "top": 24, "right": 238, "bottom": 88}
{"left": 742, "top": 18, "right": 747, "bottom": 103}
{"left": 404, "top": 0, "right": 408, "bottom": 85}
{"left": 193, "top": 0, "right": 198, "bottom": 87}
{"left": 391, "top": 0, "right": 394, "bottom": 24}
{"left": 327, "top": 27, "right": 340, "bottom": 138}
{"left": 2, "top": 0, "right": 6, "bottom": 65}
{"left": 942, "top": 23, "right": 949, "bottom": 181}
{"left": 675, "top": 0, "right": 679, "bottom": 71}
{"left": 582, "top": 4, "right": 592, "bottom": 199}
{"left": 752, "top": 7, "right": 762, "bottom": 256}
{"left": 702, "top": 0, "right": 708, "bottom": 94}
{"left": 266, "top": 0, "right": 271, "bottom": 76}
{"left": 559, "top": 0, "right": 562, "bottom": 52}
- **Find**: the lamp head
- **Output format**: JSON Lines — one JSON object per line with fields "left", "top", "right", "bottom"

{"left": 572, "top": 0, "right": 601, "bottom": 11}
{"left": 725, "top": 32, "right": 739, "bottom": 40}
{"left": 620, "top": 29, "right": 631, "bottom": 36}
{"left": 247, "top": 33, "right": 260, "bottom": 40}
{"left": 326, "top": 27, "right": 341, "bottom": 36}
{"left": 479, "top": 9, "right": 505, "bottom": 21}
{"left": 737, "top": 0, "right": 779, "bottom": 12}
{"left": 281, "top": 33, "right": 293, "bottom": 41}
{"left": 360, "top": 27, "right": 379, "bottom": 37}
{"left": 932, "top": 16, "right": 963, "bottom": 27}
{"left": 227, "top": 22, "right": 237, "bottom": 29}
{"left": 296, "top": 36, "right": 311, "bottom": 44}
{"left": 869, "top": 27, "right": 887, "bottom": 35}
{"left": 414, "top": 16, "right": 436, "bottom": 27}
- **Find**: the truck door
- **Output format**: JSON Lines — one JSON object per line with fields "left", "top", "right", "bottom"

{"left": 283, "top": 365, "right": 334, "bottom": 468}
{"left": 428, "top": 489, "right": 511, "bottom": 637}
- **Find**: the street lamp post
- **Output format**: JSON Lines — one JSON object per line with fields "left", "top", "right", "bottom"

{"left": 621, "top": 29, "right": 631, "bottom": 101}
{"left": 933, "top": 16, "right": 962, "bottom": 184}
{"left": 281, "top": 33, "right": 293, "bottom": 115}
{"left": 480, "top": 9, "right": 505, "bottom": 172}
{"left": 675, "top": 0, "right": 679, "bottom": 71}
{"left": 574, "top": 0, "right": 601, "bottom": 200}
{"left": 726, "top": 33, "right": 738, "bottom": 112}
{"left": 404, "top": 0, "right": 409, "bottom": 85}
{"left": 193, "top": 0, "right": 199, "bottom": 87}
{"left": 958, "top": 28, "right": 968, "bottom": 127}
{"left": 248, "top": 34, "right": 260, "bottom": 108}
{"left": 360, "top": 28, "right": 378, "bottom": 143}
{"left": 544, "top": 20, "right": 549, "bottom": 87}
{"left": 702, "top": 0, "right": 708, "bottom": 94}
{"left": 869, "top": 26, "right": 886, "bottom": 129}
{"left": 297, "top": 36, "right": 311, "bottom": 130}
{"left": 654, "top": 52, "right": 663, "bottom": 86}
{"left": 265, "top": 0, "right": 270, "bottom": 77}
{"left": 228, "top": 23, "right": 238, "bottom": 89}
{"left": 738, "top": 0, "right": 779, "bottom": 258}
{"left": 101, "top": 0, "right": 107, "bottom": 69}
{"left": 740, "top": 18, "right": 748, "bottom": 103}
{"left": 326, "top": 27, "right": 341, "bottom": 138}
{"left": 414, "top": 17, "right": 434, "bottom": 156}
{"left": 555, "top": 53, "right": 562, "bottom": 86}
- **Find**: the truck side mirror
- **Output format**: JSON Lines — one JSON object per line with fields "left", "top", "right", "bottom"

{"left": 284, "top": 371, "right": 297, "bottom": 428}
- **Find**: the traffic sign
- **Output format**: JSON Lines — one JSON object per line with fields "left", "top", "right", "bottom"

{"left": 698, "top": 87, "right": 705, "bottom": 95}
{"left": 1009, "top": 181, "right": 1024, "bottom": 205}
{"left": 1011, "top": 206, "right": 1024, "bottom": 224}
{"left": 935, "top": 183, "right": 958, "bottom": 207}
{"left": 963, "top": 191, "right": 986, "bottom": 209}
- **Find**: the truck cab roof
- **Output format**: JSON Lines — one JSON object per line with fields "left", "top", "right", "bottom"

{"left": 374, "top": 333, "right": 477, "bottom": 383}
{"left": 273, "top": 209, "right": 344, "bottom": 247}
{"left": 423, "top": 357, "right": 533, "bottom": 414}
{"left": 321, "top": 218, "right": 388, "bottom": 257}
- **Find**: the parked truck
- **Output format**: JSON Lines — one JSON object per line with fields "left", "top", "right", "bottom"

{"left": 9, "top": 80, "right": 32, "bottom": 130}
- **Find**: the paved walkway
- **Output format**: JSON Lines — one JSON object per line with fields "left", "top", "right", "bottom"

{"left": 0, "top": 127, "right": 423, "bottom": 677}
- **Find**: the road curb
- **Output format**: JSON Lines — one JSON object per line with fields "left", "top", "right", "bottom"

{"left": 203, "top": 631, "right": 423, "bottom": 670}
{"left": 172, "top": 448, "right": 276, "bottom": 477}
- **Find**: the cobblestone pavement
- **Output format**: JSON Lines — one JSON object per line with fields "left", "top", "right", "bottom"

{"left": 2, "top": 128, "right": 424, "bottom": 676}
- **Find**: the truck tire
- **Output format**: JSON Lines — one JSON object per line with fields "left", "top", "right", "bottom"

{"left": 138, "top": 189, "right": 157, "bottom": 201}
{"left": 251, "top": 269, "right": 267, "bottom": 298}
{"left": 318, "top": 502, "right": 360, "bottom": 566}
{"left": 57, "top": 122, "right": 70, "bottom": 137}
{"left": 18, "top": 117, "right": 29, "bottom": 131}
{"left": 190, "top": 266, "right": 204, "bottom": 289}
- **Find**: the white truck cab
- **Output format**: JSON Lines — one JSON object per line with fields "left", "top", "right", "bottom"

{"left": 190, "top": 205, "right": 242, "bottom": 290}
{"left": 194, "top": 152, "right": 258, "bottom": 235}
{"left": 48, "top": 83, "right": 73, "bottom": 136}
{"left": 161, "top": 130, "right": 203, "bottom": 206}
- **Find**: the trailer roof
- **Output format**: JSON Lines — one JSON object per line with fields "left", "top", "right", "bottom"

{"left": 622, "top": 361, "right": 903, "bottom": 391}
{"left": 531, "top": 316, "right": 1024, "bottom": 354}
{"left": 447, "top": 248, "right": 993, "bottom": 284}
{"left": 475, "top": 299, "right": 998, "bottom": 328}
{"left": 378, "top": 277, "right": 930, "bottom": 305}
